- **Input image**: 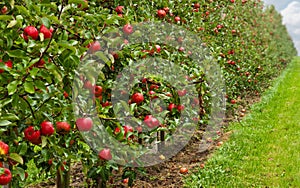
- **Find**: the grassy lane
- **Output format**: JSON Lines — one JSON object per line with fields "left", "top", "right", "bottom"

{"left": 184, "top": 57, "right": 300, "bottom": 188}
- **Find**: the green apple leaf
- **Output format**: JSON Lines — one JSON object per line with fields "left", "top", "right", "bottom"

{"left": 7, "top": 80, "right": 20, "bottom": 95}
{"left": 0, "top": 120, "right": 12, "bottom": 126}
{"left": 24, "top": 81, "right": 35, "bottom": 94}
{"left": 0, "top": 113, "right": 19, "bottom": 121}
{"left": 7, "top": 49, "right": 27, "bottom": 58}
{"left": 7, "top": 20, "right": 17, "bottom": 28}
{"left": 41, "top": 17, "right": 50, "bottom": 28}
{"left": 9, "top": 153, "right": 24, "bottom": 165}
{"left": 0, "top": 15, "right": 13, "bottom": 21}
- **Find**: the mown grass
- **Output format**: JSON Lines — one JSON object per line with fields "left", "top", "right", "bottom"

{"left": 184, "top": 57, "right": 300, "bottom": 188}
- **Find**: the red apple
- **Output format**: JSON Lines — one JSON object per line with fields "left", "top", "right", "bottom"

{"left": 168, "top": 103, "right": 177, "bottom": 111}
{"left": 63, "top": 91, "right": 69, "bottom": 98}
{"left": 35, "top": 59, "right": 46, "bottom": 68}
{"left": 177, "top": 89, "right": 187, "bottom": 97}
{"left": 114, "top": 127, "right": 121, "bottom": 135}
{"left": 48, "top": 159, "right": 53, "bottom": 165}
{"left": 101, "top": 101, "right": 111, "bottom": 107}
{"left": 56, "top": 121, "right": 71, "bottom": 133}
{"left": 150, "top": 84, "right": 159, "bottom": 90}
{"left": 217, "top": 141, "right": 223, "bottom": 146}
{"left": 200, "top": 163, "right": 205, "bottom": 168}
{"left": 157, "top": 9, "right": 166, "bottom": 18}
{"left": 174, "top": 16, "right": 181, "bottom": 22}
{"left": 0, "top": 141, "right": 9, "bottom": 155}
{"left": 194, "top": 3, "right": 200, "bottom": 9}
{"left": 131, "top": 93, "right": 144, "bottom": 104}
{"left": 180, "top": 167, "right": 188, "bottom": 174}
{"left": 1, "top": 6, "right": 8, "bottom": 14}
{"left": 144, "top": 115, "right": 160, "bottom": 128}
{"left": 88, "top": 41, "right": 101, "bottom": 53}
{"left": 163, "top": 7, "right": 170, "bottom": 13}
{"left": 115, "top": 6, "right": 124, "bottom": 14}
{"left": 154, "top": 45, "right": 161, "bottom": 53}
{"left": 0, "top": 168, "right": 12, "bottom": 185}
{"left": 39, "top": 24, "right": 52, "bottom": 39}
{"left": 76, "top": 117, "right": 93, "bottom": 132}
{"left": 123, "top": 178, "right": 129, "bottom": 184}
{"left": 24, "top": 26, "right": 39, "bottom": 40}
{"left": 230, "top": 99, "right": 236, "bottom": 104}
{"left": 177, "top": 104, "right": 185, "bottom": 112}
{"left": 41, "top": 121, "right": 55, "bottom": 136}
{"left": 24, "top": 126, "right": 41, "bottom": 144}
{"left": 94, "top": 85, "right": 103, "bottom": 97}
{"left": 83, "top": 80, "right": 94, "bottom": 90}
{"left": 123, "top": 125, "right": 133, "bottom": 135}
{"left": 123, "top": 24, "right": 133, "bottom": 35}
{"left": 178, "top": 47, "right": 185, "bottom": 52}
{"left": 0, "top": 60, "right": 13, "bottom": 73}
{"left": 98, "top": 148, "right": 112, "bottom": 160}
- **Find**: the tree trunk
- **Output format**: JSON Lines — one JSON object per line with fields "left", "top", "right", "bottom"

{"left": 56, "top": 163, "right": 71, "bottom": 188}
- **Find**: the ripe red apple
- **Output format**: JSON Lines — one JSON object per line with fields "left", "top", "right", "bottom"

{"left": 149, "top": 84, "right": 159, "bottom": 90}
{"left": 40, "top": 121, "right": 55, "bottom": 136}
{"left": 177, "top": 89, "right": 187, "bottom": 96}
{"left": 0, "top": 168, "right": 12, "bottom": 185}
{"left": 56, "top": 121, "right": 71, "bottom": 133}
{"left": 24, "top": 126, "right": 41, "bottom": 144}
{"left": 131, "top": 93, "right": 144, "bottom": 104}
{"left": 230, "top": 0, "right": 235, "bottom": 3}
{"left": 101, "top": 101, "right": 111, "bottom": 107}
{"left": 177, "top": 104, "right": 185, "bottom": 112}
{"left": 157, "top": 9, "right": 166, "bottom": 18}
{"left": 154, "top": 45, "right": 161, "bottom": 53}
{"left": 0, "top": 141, "right": 9, "bottom": 155}
{"left": 123, "top": 125, "right": 133, "bottom": 135}
{"left": 200, "top": 163, "right": 205, "bottom": 168}
{"left": 115, "top": 6, "right": 124, "bottom": 14}
{"left": 180, "top": 167, "right": 188, "bottom": 174}
{"left": 48, "top": 159, "right": 53, "bottom": 165}
{"left": 230, "top": 99, "right": 236, "bottom": 104}
{"left": 144, "top": 115, "right": 160, "bottom": 128}
{"left": 94, "top": 85, "right": 103, "bottom": 97}
{"left": 76, "top": 117, "right": 93, "bottom": 132}
{"left": 168, "top": 103, "right": 177, "bottom": 111}
{"left": 136, "top": 126, "right": 143, "bottom": 133}
{"left": 114, "top": 127, "right": 121, "bottom": 135}
{"left": 1, "top": 6, "right": 8, "bottom": 14}
{"left": 174, "top": 16, "right": 181, "bottom": 22}
{"left": 148, "top": 90, "right": 157, "bottom": 99}
{"left": 98, "top": 148, "right": 112, "bottom": 160}
{"left": 24, "top": 26, "right": 39, "bottom": 40}
{"left": 39, "top": 24, "right": 52, "bottom": 39}
{"left": 88, "top": 41, "right": 101, "bottom": 53}
{"left": 122, "top": 178, "right": 129, "bottom": 184}
{"left": 194, "top": 3, "right": 200, "bottom": 9}
{"left": 63, "top": 91, "right": 69, "bottom": 98}
{"left": 34, "top": 59, "right": 46, "bottom": 68}
{"left": 0, "top": 60, "right": 13, "bottom": 73}
{"left": 178, "top": 47, "right": 185, "bottom": 52}
{"left": 123, "top": 24, "right": 133, "bottom": 35}
{"left": 163, "top": 7, "right": 170, "bottom": 13}
{"left": 83, "top": 80, "right": 94, "bottom": 90}
{"left": 217, "top": 141, "right": 223, "bottom": 146}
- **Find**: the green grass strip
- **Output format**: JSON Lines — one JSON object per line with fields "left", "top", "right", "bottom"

{"left": 184, "top": 57, "right": 300, "bottom": 188}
